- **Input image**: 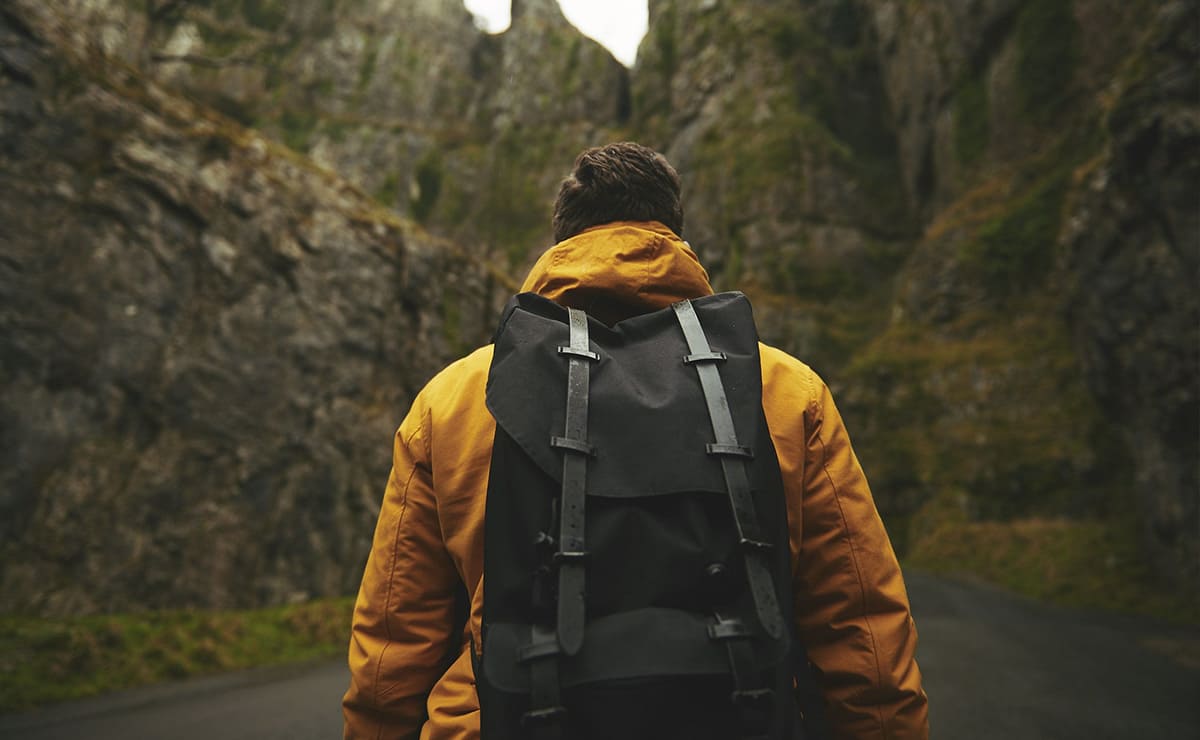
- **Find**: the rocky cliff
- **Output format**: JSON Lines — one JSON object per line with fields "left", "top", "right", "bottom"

{"left": 635, "top": 0, "right": 1197, "bottom": 589}
{"left": 1061, "top": 2, "right": 1199, "bottom": 587}
{"left": 1, "top": 0, "right": 1195, "bottom": 615}
{"left": 0, "top": 1, "right": 499, "bottom": 613}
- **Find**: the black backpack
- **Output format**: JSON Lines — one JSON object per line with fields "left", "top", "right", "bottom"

{"left": 475, "top": 291, "right": 826, "bottom": 740}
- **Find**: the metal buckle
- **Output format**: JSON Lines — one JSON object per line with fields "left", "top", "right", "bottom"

{"left": 553, "top": 550, "right": 589, "bottom": 563}
{"left": 705, "top": 443, "right": 754, "bottom": 458}
{"left": 521, "top": 706, "right": 567, "bottom": 727}
{"left": 684, "top": 350, "right": 727, "bottom": 364}
{"left": 550, "top": 436, "right": 596, "bottom": 457}
{"left": 731, "top": 688, "right": 774, "bottom": 709}
{"left": 707, "top": 616, "right": 752, "bottom": 641}
{"left": 557, "top": 345, "right": 599, "bottom": 361}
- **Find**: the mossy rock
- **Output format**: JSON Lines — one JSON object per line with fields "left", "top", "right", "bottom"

{"left": 842, "top": 303, "right": 1123, "bottom": 536}
{"left": 1015, "top": 0, "right": 1080, "bottom": 116}
{"left": 409, "top": 149, "right": 443, "bottom": 224}
{"left": 954, "top": 71, "right": 990, "bottom": 165}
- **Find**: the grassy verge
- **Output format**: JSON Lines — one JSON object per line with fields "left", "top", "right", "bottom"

{"left": 0, "top": 597, "right": 353, "bottom": 712}
{"left": 907, "top": 509, "right": 1200, "bottom": 625}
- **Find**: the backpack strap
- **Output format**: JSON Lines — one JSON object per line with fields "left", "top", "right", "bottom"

{"left": 519, "top": 623, "right": 566, "bottom": 739}
{"left": 521, "top": 307, "right": 598, "bottom": 736}
{"left": 710, "top": 611, "right": 774, "bottom": 740}
{"left": 672, "top": 299, "right": 785, "bottom": 641}
{"left": 551, "top": 306, "right": 597, "bottom": 657}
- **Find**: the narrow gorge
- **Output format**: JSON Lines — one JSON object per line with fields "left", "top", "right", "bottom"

{"left": 1, "top": 0, "right": 1195, "bottom": 617}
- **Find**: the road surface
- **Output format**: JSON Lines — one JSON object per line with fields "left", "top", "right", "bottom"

{"left": 2, "top": 571, "right": 1197, "bottom": 739}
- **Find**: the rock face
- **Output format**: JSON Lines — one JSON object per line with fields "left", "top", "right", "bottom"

{"left": 633, "top": 0, "right": 1197, "bottom": 588}
{"left": 844, "top": 0, "right": 1198, "bottom": 586}
{"left": 0, "top": 2, "right": 496, "bottom": 614}
{"left": 1, "top": 0, "right": 1196, "bottom": 616}
{"left": 1062, "top": 2, "right": 1199, "bottom": 587}
{"left": 134, "top": 0, "right": 629, "bottom": 267}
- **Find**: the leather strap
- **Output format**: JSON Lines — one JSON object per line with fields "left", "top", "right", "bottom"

{"left": 711, "top": 611, "right": 773, "bottom": 740}
{"left": 521, "top": 624, "right": 566, "bottom": 740}
{"left": 555, "top": 307, "right": 595, "bottom": 657}
{"left": 673, "top": 299, "right": 785, "bottom": 640}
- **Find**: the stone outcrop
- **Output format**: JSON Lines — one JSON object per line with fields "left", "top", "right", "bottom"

{"left": 1062, "top": 1, "right": 1199, "bottom": 588}
{"left": 0, "top": 1, "right": 497, "bottom": 614}
{"left": 635, "top": 0, "right": 1197, "bottom": 587}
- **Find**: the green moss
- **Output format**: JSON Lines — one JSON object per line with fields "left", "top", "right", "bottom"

{"left": 908, "top": 509, "right": 1200, "bottom": 624}
{"left": 357, "top": 41, "right": 378, "bottom": 95}
{"left": 472, "top": 131, "right": 556, "bottom": 266}
{"left": 825, "top": 0, "right": 862, "bottom": 47}
{"left": 441, "top": 292, "right": 464, "bottom": 356}
{"left": 196, "top": 21, "right": 253, "bottom": 58}
{"left": 0, "top": 598, "right": 353, "bottom": 711}
{"left": 409, "top": 150, "right": 443, "bottom": 224}
{"left": 768, "top": 16, "right": 813, "bottom": 60}
{"left": 954, "top": 71, "right": 990, "bottom": 164}
{"left": 1015, "top": 0, "right": 1079, "bottom": 115}
{"left": 843, "top": 304, "right": 1120, "bottom": 536}
{"left": 653, "top": 4, "right": 677, "bottom": 87}
{"left": 241, "top": 0, "right": 289, "bottom": 30}
{"left": 276, "top": 109, "right": 317, "bottom": 152}
{"left": 563, "top": 36, "right": 583, "bottom": 83}
{"left": 960, "top": 170, "right": 1069, "bottom": 298}
{"left": 374, "top": 171, "right": 400, "bottom": 206}
{"left": 722, "top": 240, "right": 743, "bottom": 286}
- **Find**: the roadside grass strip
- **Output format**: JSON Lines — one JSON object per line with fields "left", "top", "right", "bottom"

{"left": 0, "top": 598, "right": 353, "bottom": 711}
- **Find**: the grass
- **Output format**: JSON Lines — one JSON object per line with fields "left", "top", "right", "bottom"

{"left": 907, "top": 509, "right": 1200, "bottom": 625}
{"left": 0, "top": 598, "right": 353, "bottom": 712}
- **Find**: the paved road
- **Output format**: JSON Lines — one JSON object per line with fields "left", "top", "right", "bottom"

{"left": 0, "top": 661, "right": 346, "bottom": 740}
{"left": 2, "top": 572, "right": 1197, "bottom": 739}
{"left": 906, "top": 571, "right": 1198, "bottom": 739}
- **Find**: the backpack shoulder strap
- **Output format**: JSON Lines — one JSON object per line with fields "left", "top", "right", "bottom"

{"left": 673, "top": 298, "right": 785, "bottom": 641}
{"left": 552, "top": 307, "right": 596, "bottom": 657}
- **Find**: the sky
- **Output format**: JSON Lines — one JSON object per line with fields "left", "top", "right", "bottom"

{"left": 462, "top": 0, "right": 648, "bottom": 67}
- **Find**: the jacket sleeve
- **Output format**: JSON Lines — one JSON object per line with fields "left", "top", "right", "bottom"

{"left": 760, "top": 345, "right": 928, "bottom": 739}
{"left": 343, "top": 389, "right": 460, "bottom": 740}
{"left": 794, "top": 377, "right": 928, "bottom": 739}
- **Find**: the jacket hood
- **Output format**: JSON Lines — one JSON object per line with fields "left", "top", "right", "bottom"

{"left": 519, "top": 221, "right": 713, "bottom": 324}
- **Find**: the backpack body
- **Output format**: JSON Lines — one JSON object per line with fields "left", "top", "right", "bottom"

{"left": 477, "top": 292, "right": 802, "bottom": 739}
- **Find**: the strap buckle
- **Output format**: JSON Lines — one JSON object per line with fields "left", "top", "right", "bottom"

{"left": 684, "top": 350, "right": 727, "bottom": 364}
{"left": 521, "top": 706, "right": 567, "bottom": 727}
{"left": 550, "top": 435, "right": 596, "bottom": 457}
{"left": 707, "top": 615, "right": 752, "bottom": 641}
{"left": 553, "top": 550, "right": 589, "bottom": 563}
{"left": 705, "top": 443, "right": 754, "bottom": 458}
{"left": 731, "top": 688, "right": 774, "bottom": 709}
{"left": 557, "top": 345, "right": 599, "bottom": 361}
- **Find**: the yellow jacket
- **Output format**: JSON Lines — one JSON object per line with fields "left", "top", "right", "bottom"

{"left": 343, "top": 221, "right": 929, "bottom": 739}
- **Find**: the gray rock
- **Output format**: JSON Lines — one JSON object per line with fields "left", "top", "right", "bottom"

{"left": 0, "top": 2, "right": 496, "bottom": 614}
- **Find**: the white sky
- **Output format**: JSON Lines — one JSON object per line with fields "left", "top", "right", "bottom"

{"left": 463, "top": 0, "right": 648, "bottom": 67}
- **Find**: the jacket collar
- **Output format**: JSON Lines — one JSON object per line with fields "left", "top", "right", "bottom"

{"left": 519, "top": 221, "right": 714, "bottom": 325}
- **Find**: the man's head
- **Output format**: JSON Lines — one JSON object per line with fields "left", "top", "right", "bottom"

{"left": 552, "top": 142, "right": 684, "bottom": 243}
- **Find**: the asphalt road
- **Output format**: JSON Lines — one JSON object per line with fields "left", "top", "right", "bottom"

{"left": 2, "top": 571, "right": 1197, "bottom": 739}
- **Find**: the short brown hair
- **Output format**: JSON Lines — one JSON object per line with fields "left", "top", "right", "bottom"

{"left": 552, "top": 142, "right": 684, "bottom": 243}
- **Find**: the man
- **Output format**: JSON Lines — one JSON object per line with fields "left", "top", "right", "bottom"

{"left": 343, "top": 142, "right": 929, "bottom": 739}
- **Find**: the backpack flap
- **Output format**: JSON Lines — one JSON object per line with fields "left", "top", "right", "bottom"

{"left": 486, "top": 292, "right": 766, "bottom": 498}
